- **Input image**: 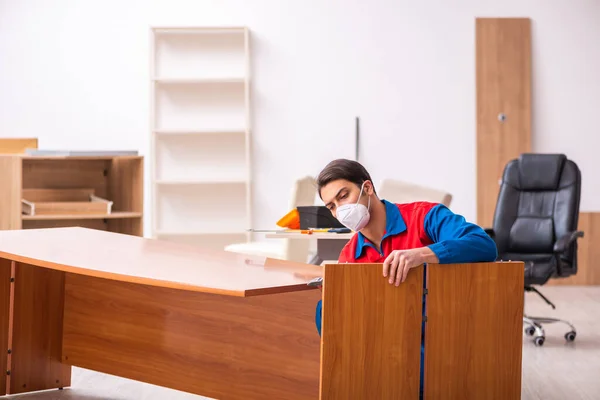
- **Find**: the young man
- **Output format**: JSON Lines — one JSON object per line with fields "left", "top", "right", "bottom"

{"left": 314, "top": 158, "right": 497, "bottom": 396}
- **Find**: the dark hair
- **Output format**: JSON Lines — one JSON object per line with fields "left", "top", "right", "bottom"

{"left": 316, "top": 159, "right": 375, "bottom": 198}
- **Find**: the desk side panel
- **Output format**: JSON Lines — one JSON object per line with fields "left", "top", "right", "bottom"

{"left": 0, "top": 259, "right": 11, "bottom": 395}
{"left": 9, "top": 262, "right": 71, "bottom": 394}
{"left": 320, "top": 263, "right": 423, "bottom": 399}
{"left": 63, "top": 273, "right": 321, "bottom": 400}
{"left": 0, "top": 156, "right": 22, "bottom": 230}
{"left": 424, "top": 262, "right": 524, "bottom": 399}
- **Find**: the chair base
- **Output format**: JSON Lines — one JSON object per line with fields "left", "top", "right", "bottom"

{"left": 523, "top": 316, "right": 577, "bottom": 347}
{"left": 523, "top": 285, "right": 577, "bottom": 347}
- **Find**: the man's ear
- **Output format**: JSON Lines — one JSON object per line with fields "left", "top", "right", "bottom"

{"left": 364, "top": 180, "right": 375, "bottom": 195}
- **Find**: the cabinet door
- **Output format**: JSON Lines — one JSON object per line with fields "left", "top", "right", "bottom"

{"left": 476, "top": 18, "right": 532, "bottom": 227}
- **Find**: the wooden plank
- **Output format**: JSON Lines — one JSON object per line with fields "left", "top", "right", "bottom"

{"left": 0, "top": 138, "right": 38, "bottom": 154}
{"left": 476, "top": 18, "right": 532, "bottom": 227}
{"left": 22, "top": 188, "right": 95, "bottom": 202}
{"left": 424, "top": 262, "right": 524, "bottom": 399}
{"left": 0, "top": 259, "right": 12, "bottom": 395}
{"left": 548, "top": 212, "right": 600, "bottom": 285}
{"left": 22, "top": 212, "right": 141, "bottom": 221}
{"left": 0, "top": 156, "right": 22, "bottom": 230}
{"left": 320, "top": 263, "right": 423, "bottom": 399}
{"left": 22, "top": 200, "right": 111, "bottom": 216}
{"left": 21, "top": 156, "right": 142, "bottom": 161}
{"left": 107, "top": 157, "right": 144, "bottom": 236}
{"left": 9, "top": 262, "right": 71, "bottom": 394}
{"left": 62, "top": 273, "right": 321, "bottom": 400}
{"left": 22, "top": 218, "right": 108, "bottom": 231}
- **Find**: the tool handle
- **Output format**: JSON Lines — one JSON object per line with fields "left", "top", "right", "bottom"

{"left": 328, "top": 228, "right": 352, "bottom": 233}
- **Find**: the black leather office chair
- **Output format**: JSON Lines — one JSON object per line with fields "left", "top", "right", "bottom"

{"left": 485, "top": 153, "right": 584, "bottom": 347}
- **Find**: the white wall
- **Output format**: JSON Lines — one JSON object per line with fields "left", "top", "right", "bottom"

{"left": 1, "top": 0, "right": 599, "bottom": 237}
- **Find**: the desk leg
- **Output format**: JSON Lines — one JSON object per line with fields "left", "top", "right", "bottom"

{"left": 3, "top": 261, "right": 71, "bottom": 395}
{"left": 0, "top": 260, "right": 11, "bottom": 395}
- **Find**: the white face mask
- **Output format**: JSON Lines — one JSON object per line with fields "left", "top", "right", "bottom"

{"left": 336, "top": 182, "right": 371, "bottom": 232}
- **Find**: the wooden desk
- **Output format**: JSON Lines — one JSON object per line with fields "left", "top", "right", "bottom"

{"left": 265, "top": 232, "right": 353, "bottom": 264}
{"left": 0, "top": 227, "right": 323, "bottom": 399}
{"left": 0, "top": 227, "right": 525, "bottom": 399}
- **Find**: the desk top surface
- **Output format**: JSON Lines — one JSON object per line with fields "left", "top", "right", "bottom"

{"left": 0, "top": 227, "right": 323, "bottom": 297}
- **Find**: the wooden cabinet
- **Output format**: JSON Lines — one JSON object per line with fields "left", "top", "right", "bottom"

{"left": 0, "top": 155, "right": 143, "bottom": 236}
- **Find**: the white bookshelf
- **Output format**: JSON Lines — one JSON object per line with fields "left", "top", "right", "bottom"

{"left": 150, "top": 27, "right": 251, "bottom": 250}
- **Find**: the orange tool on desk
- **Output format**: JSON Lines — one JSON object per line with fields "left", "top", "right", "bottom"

{"left": 276, "top": 208, "right": 301, "bottom": 229}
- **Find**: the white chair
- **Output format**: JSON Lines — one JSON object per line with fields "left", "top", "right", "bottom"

{"left": 378, "top": 179, "right": 452, "bottom": 207}
{"left": 224, "top": 176, "right": 317, "bottom": 263}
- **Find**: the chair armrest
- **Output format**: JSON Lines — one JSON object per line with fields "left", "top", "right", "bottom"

{"left": 484, "top": 228, "right": 495, "bottom": 239}
{"left": 553, "top": 231, "right": 584, "bottom": 254}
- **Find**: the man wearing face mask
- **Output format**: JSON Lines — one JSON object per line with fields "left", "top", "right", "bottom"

{"left": 313, "top": 158, "right": 498, "bottom": 398}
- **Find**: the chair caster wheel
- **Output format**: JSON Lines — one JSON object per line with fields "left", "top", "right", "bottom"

{"left": 565, "top": 331, "right": 576, "bottom": 342}
{"left": 525, "top": 326, "right": 536, "bottom": 336}
{"left": 534, "top": 336, "right": 545, "bottom": 346}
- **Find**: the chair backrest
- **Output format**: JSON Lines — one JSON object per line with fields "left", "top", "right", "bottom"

{"left": 288, "top": 176, "right": 317, "bottom": 209}
{"left": 492, "top": 154, "right": 581, "bottom": 269}
{"left": 378, "top": 179, "right": 452, "bottom": 207}
{"left": 283, "top": 176, "right": 317, "bottom": 263}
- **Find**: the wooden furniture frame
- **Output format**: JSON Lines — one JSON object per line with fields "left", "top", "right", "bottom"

{"left": 0, "top": 228, "right": 524, "bottom": 399}
{"left": 149, "top": 26, "right": 252, "bottom": 251}
{"left": 0, "top": 155, "right": 143, "bottom": 236}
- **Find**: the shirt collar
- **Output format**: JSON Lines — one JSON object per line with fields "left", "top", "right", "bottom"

{"left": 355, "top": 199, "right": 407, "bottom": 259}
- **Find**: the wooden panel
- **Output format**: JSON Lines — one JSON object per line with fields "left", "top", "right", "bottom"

{"left": 22, "top": 188, "right": 95, "bottom": 202}
{"left": 62, "top": 273, "right": 321, "bottom": 400}
{"left": 0, "top": 227, "right": 323, "bottom": 296}
{"left": 0, "top": 259, "right": 12, "bottom": 395}
{"left": 549, "top": 212, "right": 600, "bottom": 285}
{"left": 108, "top": 157, "right": 144, "bottom": 235}
{"left": 108, "top": 218, "right": 143, "bottom": 236}
{"left": 424, "top": 262, "right": 524, "bottom": 399}
{"left": 108, "top": 157, "right": 144, "bottom": 213}
{"left": 0, "top": 156, "right": 22, "bottom": 230}
{"left": 21, "top": 199, "right": 111, "bottom": 216}
{"left": 22, "top": 212, "right": 141, "bottom": 221}
{"left": 320, "top": 263, "right": 423, "bottom": 399}
{"left": 22, "top": 159, "right": 109, "bottom": 199}
{"left": 0, "top": 138, "right": 38, "bottom": 154}
{"left": 9, "top": 262, "right": 70, "bottom": 394}
{"left": 22, "top": 219, "right": 108, "bottom": 231}
{"left": 476, "top": 18, "right": 532, "bottom": 227}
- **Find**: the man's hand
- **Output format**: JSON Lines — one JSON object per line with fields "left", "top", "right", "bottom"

{"left": 383, "top": 247, "right": 438, "bottom": 286}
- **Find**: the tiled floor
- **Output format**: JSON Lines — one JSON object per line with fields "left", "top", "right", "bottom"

{"left": 521, "top": 286, "right": 600, "bottom": 400}
{"left": 6, "top": 286, "right": 600, "bottom": 400}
